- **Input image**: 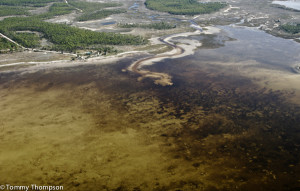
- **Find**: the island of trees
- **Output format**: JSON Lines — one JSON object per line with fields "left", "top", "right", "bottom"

{"left": 118, "top": 22, "right": 176, "bottom": 30}
{"left": 145, "top": 0, "right": 227, "bottom": 15}
{"left": 280, "top": 23, "right": 300, "bottom": 34}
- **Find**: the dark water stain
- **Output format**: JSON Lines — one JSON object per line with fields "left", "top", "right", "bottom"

{"left": 129, "top": 2, "right": 139, "bottom": 11}
{"left": 101, "top": 21, "right": 117, "bottom": 26}
{"left": 146, "top": 50, "right": 300, "bottom": 190}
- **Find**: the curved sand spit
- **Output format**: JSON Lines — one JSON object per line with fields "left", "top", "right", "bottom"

{"left": 0, "top": 25, "right": 221, "bottom": 86}
{"left": 127, "top": 26, "right": 220, "bottom": 86}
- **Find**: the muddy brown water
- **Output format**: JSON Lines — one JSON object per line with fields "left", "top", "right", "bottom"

{"left": 0, "top": 26, "right": 300, "bottom": 191}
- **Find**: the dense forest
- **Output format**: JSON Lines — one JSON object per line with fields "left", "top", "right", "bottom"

{"left": 0, "top": 2, "right": 74, "bottom": 18}
{"left": 12, "top": 32, "right": 40, "bottom": 48}
{"left": 119, "top": 22, "right": 176, "bottom": 30}
{"left": 145, "top": 0, "right": 227, "bottom": 15}
{"left": 68, "top": 1, "right": 125, "bottom": 22}
{"left": 0, "top": 0, "right": 146, "bottom": 52}
{"left": 67, "top": 1, "right": 121, "bottom": 12}
{"left": 0, "top": 38, "right": 18, "bottom": 52}
{"left": 34, "top": 1, "right": 123, "bottom": 20}
{"left": 36, "top": 3, "right": 75, "bottom": 19}
{"left": 0, "top": 6, "right": 30, "bottom": 16}
{"left": 0, "top": 17, "right": 146, "bottom": 52}
{"left": 0, "top": 0, "right": 124, "bottom": 20}
{"left": 280, "top": 23, "right": 300, "bottom": 34}
{"left": 0, "top": 0, "right": 61, "bottom": 7}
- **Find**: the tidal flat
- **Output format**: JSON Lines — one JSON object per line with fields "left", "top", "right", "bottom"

{"left": 1, "top": 0, "right": 300, "bottom": 189}
{"left": 1, "top": 25, "right": 300, "bottom": 190}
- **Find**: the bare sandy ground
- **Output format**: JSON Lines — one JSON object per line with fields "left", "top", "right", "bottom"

{"left": 0, "top": 51, "right": 72, "bottom": 67}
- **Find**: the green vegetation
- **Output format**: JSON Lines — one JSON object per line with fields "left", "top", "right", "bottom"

{"left": 280, "top": 23, "right": 300, "bottom": 34}
{"left": 0, "top": 17, "right": 146, "bottom": 52}
{"left": 68, "top": 1, "right": 121, "bottom": 12}
{"left": 12, "top": 32, "right": 40, "bottom": 48}
{"left": 119, "top": 22, "right": 176, "bottom": 30}
{"left": 0, "top": 0, "right": 145, "bottom": 53}
{"left": 36, "top": 3, "right": 75, "bottom": 19}
{"left": 84, "top": 46, "right": 118, "bottom": 56}
{"left": 69, "top": 1, "right": 125, "bottom": 22}
{"left": 0, "top": 2, "right": 74, "bottom": 19}
{"left": 0, "top": 6, "right": 30, "bottom": 16}
{"left": 95, "top": 46, "right": 117, "bottom": 55}
{"left": 145, "top": 0, "right": 227, "bottom": 15}
{"left": 0, "top": 38, "right": 18, "bottom": 52}
{"left": 0, "top": 0, "right": 61, "bottom": 7}
{"left": 77, "top": 9, "right": 126, "bottom": 21}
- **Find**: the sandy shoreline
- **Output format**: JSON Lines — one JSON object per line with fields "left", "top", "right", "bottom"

{"left": 0, "top": 49, "right": 146, "bottom": 74}
{"left": 0, "top": 26, "right": 219, "bottom": 79}
{"left": 0, "top": 26, "right": 222, "bottom": 88}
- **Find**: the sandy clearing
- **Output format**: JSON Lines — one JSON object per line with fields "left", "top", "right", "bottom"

{"left": 223, "top": 5, "right": 240, "bottom": 13}
{"left": 76, "top": 17, "right": 113, "bottom": 24}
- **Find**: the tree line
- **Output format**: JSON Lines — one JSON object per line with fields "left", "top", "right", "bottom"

{"left": 68, "top": 0, "right": 125, "bottom": 22}
{"left": 0, "top": 0, "right": 147, "bottom": 52}
{"left": 12, "top": 32, "right": 40, "bottom": 48}
{"left": 118, "top": 22, "right": 176, "bottom": 30}
{"left": 0, "top": 38, "right": 18, "bottom": 52}
{"left": 0, "top": 17, "right": 147, "bottom": 52}
{"left": 0, "top": 6, "right": 30, "bottom": 16}
{"left": 68, "top": 1, "right": 120, "bottom": 12}
{"left": 36, "top": 3, "right": 76, "bottom": 19}
{"left": 0, "top": 0, "right": 61, "bottom": 7}
{"left": 145, "top": 0, "right": 227, "bottom": 15}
